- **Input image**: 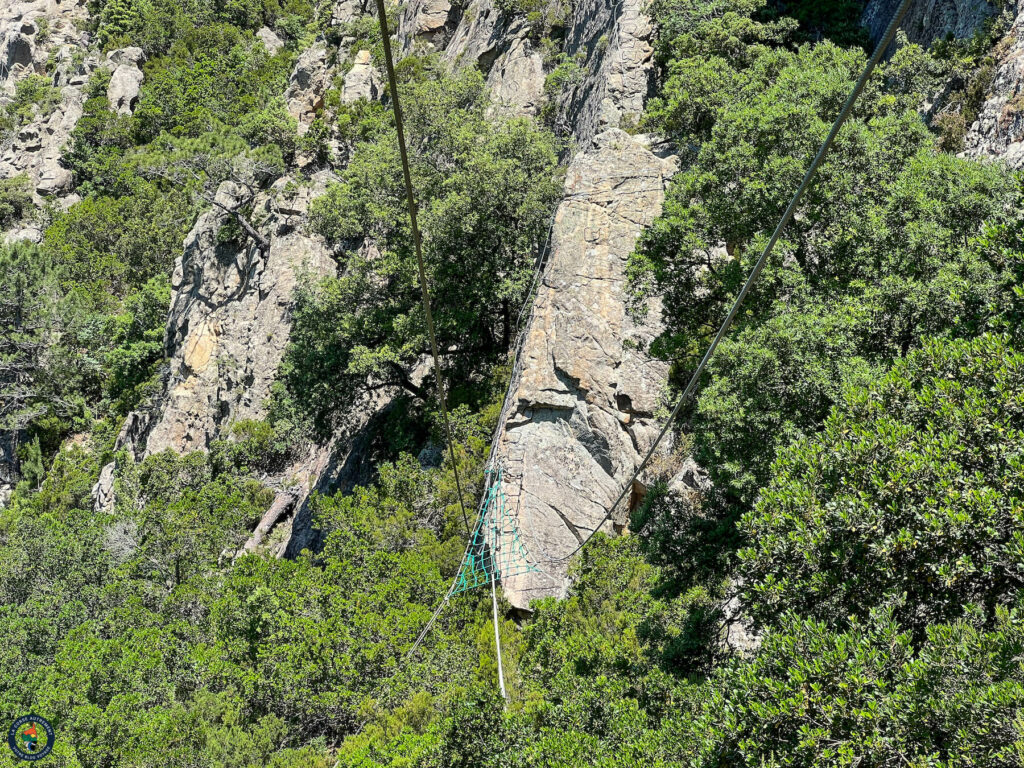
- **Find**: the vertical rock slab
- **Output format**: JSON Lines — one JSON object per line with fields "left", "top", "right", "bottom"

{"left": 443, "top": 0, "right": 546, "bottom": 118}
{"left": 496, "top": 129, "right": 676, "bottom": 608}
{"left": 437, "top": 0, "right": 668, "bottom": 607}
{"left": 143, "top": 176, "right": 337, "bottom": 457}
{"left": 964, "top": 4, "right": 1024, "bottom": 167}
{"left": 557, "top": 0, "right": 656, "bottom": 145}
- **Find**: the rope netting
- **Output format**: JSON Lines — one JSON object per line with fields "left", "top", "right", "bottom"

{"left": 452, "top": 469, "right": 539, "bottom": 595}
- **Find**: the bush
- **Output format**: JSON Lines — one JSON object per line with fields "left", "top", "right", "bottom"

{"left": 690, "top": 610, "right": 1024, "bottom": 767}
{"left": 741, "top": 335, "right": 1024, "bottom": 636}
{"left": 0, "top": 175, "right": 34, "bottom": 228}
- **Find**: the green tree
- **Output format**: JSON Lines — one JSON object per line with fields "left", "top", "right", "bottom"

{"left": 632, "top": 22, "right": 1014, "bottom": 511}
{"left": 0, "top": 175, "right": 34, "bottom": 228}
{"left": 688, "top": 610, "right": 1024, "bottom": 767}
{"left": 289, "top": 62, "right": 562, "bottom": 435}
{"left": 740, "top": 334, "right": 1024, "bottom": 636}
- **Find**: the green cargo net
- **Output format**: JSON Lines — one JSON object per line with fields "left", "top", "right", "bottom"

{"left": 452, "top": 469, "right": 540, "bottom": 595}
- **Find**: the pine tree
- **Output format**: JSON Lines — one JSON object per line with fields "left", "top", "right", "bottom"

{"left": 95, "top": 0, "right": 142, "bottom": 49}
{"left": 0, "top": 242, "right": 56, "bottom": 433}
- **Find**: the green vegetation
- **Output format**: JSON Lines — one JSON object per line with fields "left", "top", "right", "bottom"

{"left": 5, "top": 0, "right": 1024, "bottom": 765}
{"left": 633, "top": 0, "right": 1017, "bottom": 513}
{"left": 0, "top": 430, "right": 495, "bottom": 767}
{"left": 0, "top": 75, "right": 61, "bottom": 144}
{"left": 0, "top": 176, "right": 33, "bottom": 229}
{"left": 89, "top": 0, "right": 316, "bottom": 54}
{"left": 289, "top": 62, "right": 562, "bottom": 436}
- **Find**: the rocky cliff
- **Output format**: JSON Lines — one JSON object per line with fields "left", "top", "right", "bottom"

{"left": 97, "top": 0, "right": 674, "bottom": 575}
{"left": 109, "top": 1, "right": 396, "bottom": 554}
{"left": 1, "top": 1, "right": 151, "bottom": 242}
{"left": 963, "top": 1, "right": 1024, "bottom": 165}
{"left": 12, "top": 0, "right": 1022, "bottom": 606}
{"left": 1, "top": 0, "right": 95, "bottom": 241}
{"left": 141, "top": 176, "right": 336, "bottom": 458}
{"left": 399, "top": 0, "right": 678, "bottom": 607}
{"left": 862, "top": 0, "right": 997, "bottom": 46}
{"left": 496, "top": 131, "right": 676, "bottom": 605}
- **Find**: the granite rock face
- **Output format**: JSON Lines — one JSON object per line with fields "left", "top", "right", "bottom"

{"left": 441, "top": 0, "right": 655, "bottom": 136}
{"left": 555, "top": 0, "right": 656, "bottom": 145}
{"left": 0, "top": 0, "right": 96, "bottom": 239}
{"left": 496, "top": 130, "right": 677, "bottom": 607}
{"left": 862, "top": 0, "right": 996, "bottom": 46}
{"left": 963, "top": 3, "right": 1024, "bottom": 167}
{"left": 434, "top": 0, "right": 669, "bottom": 608}
{"left": 130, "top": 172, "right": 361, "bottom": 550}
{"left": 143, "top": 175, "right": 337, "bottom": 457}
{"left": 286, "top": 42, "right": 331, "bottom": 133}
{"left": 442, "top": 1, "right": 546, "bottom": 118}
{"left": 400, "top": 0, "right": 460, "bottom": 50}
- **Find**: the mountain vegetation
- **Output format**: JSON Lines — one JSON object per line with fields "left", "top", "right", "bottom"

{"left": 1, "top": 0, "right": 1023, "bottom": 766}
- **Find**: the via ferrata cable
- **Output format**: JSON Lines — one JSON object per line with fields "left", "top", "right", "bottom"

{"left": 373, "top": 0, "right": 472, "bottom": 535}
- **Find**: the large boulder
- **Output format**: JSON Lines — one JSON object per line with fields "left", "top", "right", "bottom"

{"left": 105, "top": 47, "right": 145, "bottom": 115}
{"left": 341, "top": 49, "right": 381, "bottom": 103}
{"left": 256, "top": 26, "right": 284, "bottom": 55}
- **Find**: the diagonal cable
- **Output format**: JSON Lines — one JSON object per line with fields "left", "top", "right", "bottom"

{"left": 551, "top": 0, "right": 915, "bottom": 563}
{"left": 373, "top": 0, "right": 471, "bottom": 534}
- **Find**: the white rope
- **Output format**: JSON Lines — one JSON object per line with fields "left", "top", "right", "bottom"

{"left": 491, "top": 566, "right": 508, "bottom": 701}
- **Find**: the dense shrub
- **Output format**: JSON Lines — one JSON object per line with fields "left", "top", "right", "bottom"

{"left": 741, "top": 334, "right": 1024, "bottom": 635}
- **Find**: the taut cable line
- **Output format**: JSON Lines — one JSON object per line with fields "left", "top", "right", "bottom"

{"left": 548, "top": 0, "right": 915, "bottom": 564}
{"left": 373, "top": 0, "right": 472, "bottom": 535}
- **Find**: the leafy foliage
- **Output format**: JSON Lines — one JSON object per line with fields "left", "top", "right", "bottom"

{"left": 688, "top": 609, "right": 1024, "bottom": 767}
{"left": 88, "top": 0, "right": 316, "bottom": 54}
{"left": 740, "top": 334, "right": 1024, "bottom": 635}
{"left": 287, "top": 61, "right": 562, "bottom": 435}
{"left": 0, "top": 176, "right": 34, "bottom": 229}
{"left": 632, "top": 2, "right": 1016, "bottom": 512}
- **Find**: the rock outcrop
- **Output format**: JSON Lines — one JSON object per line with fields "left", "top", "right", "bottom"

{"left": 555, "top": 0, "right": 656, "bottom": 144}
{"left": 496, "top": 130, "right": 676, "bottom": 606}
{"left": 429, "top": 0, "right": 668, "bottom": 607}
{"left": 105, "top": 46, "right": 145, "bottom": 115}
{"left": 286, "top": 42, "right": 331, "bottom": 133}
{"left": 257, "top": 26, "right": 285, "bottom": 55}
{"left": 400, "top": 0, "right": 461, "bottom": 50}
{"left": 143, "top": 175, "right": 337, "bottom": 457}
{"left": 441, "top": 0, "right": 655, "bottom": 136}
{"left": 442, "top": 2, "right": 546, "bottom": 118}
{"left": 963, "top": 2, "right": 1024, "bottom": 166}
{"left": 124, "top": 1, "right": 398, "bottom": 552}
{"left": 862, "top": 0, "right": 996, "bottom": 46}
{"left": 0, "top": 0, "right": 96, "bottom": 239}
{"left": 342, "top": 49, "right": 382, "bottom": 103}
